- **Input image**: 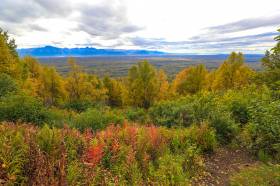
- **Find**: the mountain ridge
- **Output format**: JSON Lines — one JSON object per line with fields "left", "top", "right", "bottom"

{"left": 17, "top": 46, "right": 167, "bottom": 57}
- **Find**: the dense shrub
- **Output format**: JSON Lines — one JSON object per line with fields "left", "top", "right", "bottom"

{"left": 124, "top": 107, "right": 149, "bottom": 124}
{"left": 208, "top": 109, "right": 237, "bottom": 144}
{"left": 70, "top": 108, "right": 125, "bottom": 132}
{"left": 149, "top": 94, "right": 237, "bottom": 144}
{"left": 148, "top": 94, "right": 216, "bottom": 127}
{"left": 64, "top": 100, "right": 94, "bottom": 112}
{"left": 220, "top": 86, "right": 272, "bottom": 126}
{"left": 188, "top": 123, "right": 217, "bottom": 152}
{"left": 0, "top": 73, "right": 17, "bottom": 98}
{"left": 242, "top": 100, "right": 280, "bottom": 160}
{"left": 0, "top": 94, "right": 48, "bottom": 124}
{"left": 149, "top": 99, "right": 188, "bottom": 127}
{"left": 44, "top": 108, "right": 76, "bottom": 128}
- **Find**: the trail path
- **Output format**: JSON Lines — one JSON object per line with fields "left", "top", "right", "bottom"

{"left": 192, "top": 148, "right": 258, "bottom": 186}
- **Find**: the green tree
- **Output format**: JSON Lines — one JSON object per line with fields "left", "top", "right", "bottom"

{"left": 128, "top": 61, "right": 158, "bottom": 108}
{"left": 261, "top": 29, "right": 280, "bottom": 91}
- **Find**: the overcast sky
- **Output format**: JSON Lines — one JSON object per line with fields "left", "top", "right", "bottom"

{"left": 0, "top": 0, "right": 280, "bottom": 53}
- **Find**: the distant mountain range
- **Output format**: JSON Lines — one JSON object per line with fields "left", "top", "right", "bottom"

{"left": 17, "top": 46, "right": 166, "bottom": 57}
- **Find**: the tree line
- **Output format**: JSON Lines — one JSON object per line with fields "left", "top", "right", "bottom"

{"left": 0, "top": 28, "right": 279, "bottom": 112}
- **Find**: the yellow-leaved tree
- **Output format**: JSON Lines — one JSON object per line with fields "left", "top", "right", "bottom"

{"left": 0, "top": 29, "right": 20, "bottom": 78}
{"left": 157, "top": 69, "right": 171, "bottom": 101}
{"left": 103, "top": 76, "right": 125, "bottom": 107}
{"left": 38, "top": 67, "right": 66, "bottom": 106}
{"left": 65, "top": 58, "right": 107, "bottom": 105}
{"left": 127, "top": 60, "right": 159, "bottom": 108}
{"left": 21, "top": 56, "right": 43, "bottom": 97}
{"left": 211, "top": 52, "right": 255, "bottom": 90}
{"left": 172, "top": 64, "right": 208, "bottom": 95}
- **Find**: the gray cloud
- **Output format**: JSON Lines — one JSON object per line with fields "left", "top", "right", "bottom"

{"left": 130, "top": 32, "right": 278, "bottom": 52}
{"left": 206, "top": 14, "right": 280, "bottom": 34}
{"left": 0, "top": 0, "right": 71, "bottom": 24}
{"left": 28, "top": 24, "right": 48, "bottom": 32}
{"left": 0, "top": 0, "right": 141, "bottom": 39}
{"left": 77, "top": 3, "right": 142, "bottom": 39}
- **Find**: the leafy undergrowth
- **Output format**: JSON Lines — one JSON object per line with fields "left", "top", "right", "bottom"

{"left": 0, "top": 122, "right": 218, "bottom": 185}
{"left": 230, "top": 164, "right": 280, "bottom": 186}
{"left": 1, "top": 122, "right": 279, "bottom": 185}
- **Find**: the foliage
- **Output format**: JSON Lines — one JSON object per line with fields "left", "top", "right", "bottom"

{"left": 1, "top": 28, "right": 280, "bottom": 185}
{"left": 103, "top": 76, "right": 125, "bottom": 107}
{"left": 0, "top": 125, "right": 28, "bottom": 184}
{"left": 260, "top": 29, "right": 280, "bottom": 95}
{"left": 71, "top": 108, "right": 125, "bottom": 132}
{"left": 0, "top": 94, "right": 48, "bottom": 124}
{"left": 127, "top": 60, "right": 159, "bottom": 108}
{"left": 211, "top": 52, "right": 254, "bottom": 90}
{"left": 188, "top": 123, "right": 217, "bottom": 152}
{"left": 0, "top": 30, "right": 19, "bottom": 78}
{"left": 0, "top": 73, "right": 18, "bottom": 97}
{"left": 245, "top": 100, "right": 280, "bottom": 160}
{"left": 173, "top": 64, "right": 208, "bottom": 95}
{"left": 0, "top": 123, "right": 206, "bottom": 185}
{"left": 65, "top": 58, "right": 107, "bottom": 107}
{"left": 125, "top": 107, "right": 149, "bottom": 124}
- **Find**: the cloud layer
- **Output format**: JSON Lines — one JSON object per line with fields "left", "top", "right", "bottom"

{"left": 77, "top": 3, "right": 142, "bottom": 39}
{"left": 0, "top": 0, "right": 279, "bottom": 53}
{"left": 207, "top": 14, "right": 280, "bottom": 34}
{"left": 0, "top": 0, "right": 140, "bottom": 38}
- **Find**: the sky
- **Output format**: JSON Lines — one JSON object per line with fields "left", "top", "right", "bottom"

{"left": 0, "top": 0, "right": 280, "bottom": 54}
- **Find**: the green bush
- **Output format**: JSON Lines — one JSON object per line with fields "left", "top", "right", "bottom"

{"left": 246, "top": 100, "right": 280, "bottom": 160}
{"left": 150, "top": 153, "right": 188, "bottom": 185}
{"left": 148, "top": 94, "right": 216, "bottom": 127}
{"left": 125, "top": 107, "right": 149, "bottom": 124}
{"left": 208, "top": 109, "right": 237, "bottom": 144}
{"left": 71, "top": 108, "right": 124, "bottom": 131}
{"left": 44, "top": 108, "right": 76, "bottom": 128}
{"left": 0, "top": 94, "right": 48, "bottom": 125}
{"left": 149, "top": 99, "right": 188, "bottom": 127}
{"left": 64, "top": 100, "right": 93, "bottom": 112}
{"left": 0, "top": 73, "right": 18, "bottom": 98}
{"left": 230, "top": 164, "right": 280, "bottom": 186}
{"left": 220, "top": 86, "right": 272, "bottom": 126}
{"left": 149, "top": 94, "right": 237, "bottom": 144}
{"left": 188, "top": 123, "right": 217, "bottom": 153}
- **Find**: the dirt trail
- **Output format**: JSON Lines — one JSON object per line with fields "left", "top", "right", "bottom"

{"left": 192, "top": 148, "right": 258, "bottom": 186}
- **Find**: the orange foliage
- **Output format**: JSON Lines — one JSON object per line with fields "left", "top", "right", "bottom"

{"left": 85, "top": 144, "right": 104, "bottom": 167}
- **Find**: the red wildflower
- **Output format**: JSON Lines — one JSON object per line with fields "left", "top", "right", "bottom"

{"left": 85, "top": 144, "right": 104, "bottom": 167}
{"left": 148, "top": 126, "right": 160, "bottom": 147}
{"left": 84, "top": 129, "right": 94, "bottom": 142}
{"left": 125, "top": 125, "right": 138, "bottom": 148}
